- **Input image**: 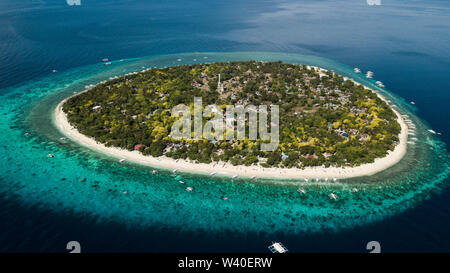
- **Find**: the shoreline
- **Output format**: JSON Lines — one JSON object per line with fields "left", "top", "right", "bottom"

{"left": 53, "top": 66, "right": 408, "bottom": 180}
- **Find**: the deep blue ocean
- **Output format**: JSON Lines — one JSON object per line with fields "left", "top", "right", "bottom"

{"left": 0, "top": 0, "right": 449, "bottom": 252}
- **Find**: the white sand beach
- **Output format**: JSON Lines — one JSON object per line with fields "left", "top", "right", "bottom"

{"left": 53, "top": 66, "right": 408, "bottom": 180}
{"left": 54, "top": 103, "right": 407, "bottom": 180}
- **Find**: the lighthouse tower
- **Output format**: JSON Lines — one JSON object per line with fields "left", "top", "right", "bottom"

{"left": 217, "top": 73, "right": 224, "bottom": 92}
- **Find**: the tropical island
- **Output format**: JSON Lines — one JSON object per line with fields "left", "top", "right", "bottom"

{"left": 56, "top": 61, "right": 407, "bottom": 179}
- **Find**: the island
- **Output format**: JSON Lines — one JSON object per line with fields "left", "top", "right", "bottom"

{"left": 55, "top": 61, "right": 407, "bottom": 179}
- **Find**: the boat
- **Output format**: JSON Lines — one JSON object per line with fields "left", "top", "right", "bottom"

{"left": 297, "top": 188, "right": 306, "bottom": 194}
{"left": 101, "top": 58, "right": 109, "bottom": 62}
{"left": 304, "top": 178, "right": 308, "bottom": 182}
{"left": 268, "top": 242, "right": 288, "bottom": 253}
{"left": 329, "top": 193, "right": 338, "bottom": 200}
{"left": 152, "top": 170, "right": 158, "bottom": 174}
{"left": 352, "top": 188, "right": 359, "bottom": 193}
{"left": 210, "top": 172, "right": 216, "bottom": 176}
{"left": 410, "top": 101, "right": 415, "bottom": 105}
{"left": 333, "top": 177, "right": 337, "bottom": 182}
{"left": 354, "top": 68, "right": 361, "bottom": 73}
{"left": 179, "top": 180, "right": 185, "bottom": 184}
{"left": 52, "top": 69, "right": 57, "bottom": 73}
{"left": 186, "top": 187, "right": 193, "bottom": 192}
{"left": 251, "top": 175, "right": 256, "bottom": 179}
{"left": 232, "top": 175, "right": 238, "bottom": 179}
{"left": 223, "top": 197, "right": 228, "bottom": 200}
{"left": 119, "top": 159, "right": 126, "bottom": 163}
{"left": 428, "top": 129, "right": 437, "bottom": 134}
{"left": 177, "top": 58, "right": 182, "bottom": 62}
{"left": 172, "top": 169, "right": 178, "bottom": 173}
{"left": 366, "top": 71, "right": 374, "bottom": 78}
{"left": 47, "top": 153, "right": 54, "bottom": 158}
{"left": 104, "top": 62, "right": 112, "bottom": 66}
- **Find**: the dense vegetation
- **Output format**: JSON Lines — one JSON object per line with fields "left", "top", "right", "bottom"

{"left": 63, "top": 61, "right": 401, "bottom": 168}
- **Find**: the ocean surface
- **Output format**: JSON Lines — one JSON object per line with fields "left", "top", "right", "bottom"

{"left": 0, "top": 0, "right": 449, "bottom": 252}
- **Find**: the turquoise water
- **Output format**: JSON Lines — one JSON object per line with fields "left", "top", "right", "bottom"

{"left": 0, "top": 52, "right": 448, "bottom": 238}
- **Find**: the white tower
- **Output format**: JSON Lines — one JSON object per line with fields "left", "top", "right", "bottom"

{"left": 217, "top": 73, "right": 224, "bottom": 92}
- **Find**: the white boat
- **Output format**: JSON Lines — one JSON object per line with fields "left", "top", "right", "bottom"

{"left": 232, "top": 175, "right": 238, "bottom": 179}
{"left": 268, "top": 242, "right": 288, "bottom": 253}
{"left": 104, "top": 62, "right": 112, "bottom": 66}
{"left": 352, "top": 188, "right": 359, "bottom": 193}
{"left": 52, "top": 69, "right": 57, "bottom": 73}
{"left": 101, "top": 58, "right": 109, "bottom": 62}
{"left": 47, "top": 153, "right": 54, "bottom": 158}
{"left": 304, "top": 178, "right": 308, "bottom": 182}
{"left": 428, "top": 129, "right": 437, "bottom": 134}
{"left": 410, "top": 101, "right": 415, "bottom": 105}
{"left": 172, "top": 169, "right": 178, "bottom": 173}
{"left": 354, "top": 68, "right": 361, "bottom": 73}
{"left": 119, "top": 159, "right": 126, "bottom": 163}
{"left": 210, "top": 172, "right": 216, "bottom": 176}
{"left": 366, "top": 71, "right": 374, "bottom": 78}
{"left": 333, "top": 177, "right": 337, "bottom": 182}
{"left": 329, "top": 193, "right": 338, "bottom": 200}
{"left": 152, "top": 170, "right": 158, "bottom": 174}
{"left": 177, "top": 58, "right": 182, "bottom": 62}
{"left": 297, "top": 188, "right": 306, "bottom": 194}
{"left": 251, "top": 175, "right": 256, "bottom": 179}
{"left": 186, "top": 187, "right": 193, "bottom": 192}
{"left": 179, "top": 180, "right": 185, "bottom": 184}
